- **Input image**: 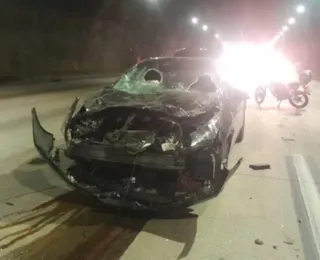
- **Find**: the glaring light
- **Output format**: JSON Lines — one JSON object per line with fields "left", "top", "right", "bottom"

{"left": 273, "top": 35, "right": 280, "bottom": 43}
{"left": 296, "top": 5, "right": 305, "bottom": 14}
{"left": 215, "top": 33, "right": 220, "bottom": 39}
{"left": 202, "top": 25, "right": 208, "bottom": 31}
{"left": 191, "top": 17, "right": 198, "bottom": 25}
{"left": 288, "top": 17, "right": 296, "bottom": 25}
{"left": 282, "top": 25, "right": 288, "bottom": 31}
{"left": 216, "top": 42, "right": 297, "bottom": 93}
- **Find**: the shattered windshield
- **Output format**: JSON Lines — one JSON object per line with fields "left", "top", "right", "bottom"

{"left": 82, "top": 58, "right": 221, "bottom": 116}
{"left": 112, "top": 58, "right": 217, "bottom": 94}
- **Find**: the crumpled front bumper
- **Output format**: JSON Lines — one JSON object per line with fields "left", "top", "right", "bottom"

{"left": 31, "top": 107, "right": 242, "bottom": 212}
{"left": 31, "top": 108, "right": 196, "bottom": 212}
{"left": 31, "top": 107, "right": 76, "bottom": 188}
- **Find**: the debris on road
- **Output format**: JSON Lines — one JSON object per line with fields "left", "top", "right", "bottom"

{"left": 5, "top": 202, "right": 14, "bottom": 206}
{"left": 254, "top": 239, "right": 264, "bottom": 245}
{"left": 273, "top": 246, "right": 277, "bottom": 249}
{"left": 249, "top": 164, "right": 271, "bottom": 170}
{"left": 298, "top": 220, "right": 301, "bottom": 224}
{"left": 283, "top": 237, "right": 294, "bottom": 245}
{"left": 282, "top": 137, "right": 295, "bottom": 142}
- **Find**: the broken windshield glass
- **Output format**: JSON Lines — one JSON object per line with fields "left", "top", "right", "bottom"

{"left": 112, "top": 57, "right": 217, "bottom": 94}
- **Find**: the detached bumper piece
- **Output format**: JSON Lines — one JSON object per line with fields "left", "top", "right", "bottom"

{"left": 31, "top": 108, "right": 75, "bottom": 187}
{"left": 31, "top": 108, "right": 194, "bottom": 212}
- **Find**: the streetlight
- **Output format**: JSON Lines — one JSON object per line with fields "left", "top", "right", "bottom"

{"left": 191, "top": 17, "right": 198, "bottom": 25}
{"left": 296, "top": 5, "right": 305, "bottom": 14}
{"left": 282, "top": 25, "right": 288, "bottom": 31}
{"left": 202, "top": 25, "right": 208, "bottom": 31}
{"left": 288, "top": 17, "right": 296, "bottom": 25}
{"left": 215, "top": 33, "right": 220, "bottom": 39}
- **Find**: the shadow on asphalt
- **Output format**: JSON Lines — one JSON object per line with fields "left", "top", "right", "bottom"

{"left": 28, "top": 157, "right": 47, "bottom": 165}
{"left": 254, "top": 104, "right": 307, "bottom": 115}
{"left": 0, "top": 156, "right": 199, "bottom": 260}
{"left": 284, "top": 108, "right": 306, "bottom": 117}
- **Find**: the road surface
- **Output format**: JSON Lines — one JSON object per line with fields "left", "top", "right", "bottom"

{"left": 0, "top": 81, "right": 320, "bottom": 260}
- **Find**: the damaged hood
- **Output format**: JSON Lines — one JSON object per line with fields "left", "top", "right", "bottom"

{"left": 83, "top": 88, "right": 221, "bottom": 118}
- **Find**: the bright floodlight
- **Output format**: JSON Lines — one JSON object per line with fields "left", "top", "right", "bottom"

{"left": 191, "top": 17, "right": 198, "bottom": 25}
{"left": 296, "top": 5, "right": 305, "bottom": 14}
{"left": 202, "top": 25, "right": 208, "bottom": 31}
{"left": 288, "top": 17, "right": 296, "bottom": 25}
{"left": 215, "top": 33, "right": 220, "bottom": 39}
{"left": 282, "top": 25, "right": 288, "bottom": 31}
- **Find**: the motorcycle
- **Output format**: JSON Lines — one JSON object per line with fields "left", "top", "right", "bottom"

{"left": 254, "top": 70, "right": 312, "bottom": 109}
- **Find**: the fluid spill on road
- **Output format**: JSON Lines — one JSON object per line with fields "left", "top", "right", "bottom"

{"left": 0, "top": 191, "right": 148, "bottom": 260}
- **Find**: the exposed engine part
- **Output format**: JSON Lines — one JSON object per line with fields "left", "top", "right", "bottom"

{"left": 105, "top": 113, "right": 135, "bottom": 143}
{"left": 105, "top": 130, "right": 156, "bottom": 155}
{"left": 74, "top": 112, "right": 186, "bottom": 156}
{"left": 80, "top": 119, "right": 103, "bottom": 129}
{"left": 160, "top": 137, "right": 178, "bottom": 152}
{"left": 153, "top": 117, "right": 184, "bottom": 162}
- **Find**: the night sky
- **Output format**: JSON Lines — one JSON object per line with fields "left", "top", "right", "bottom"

{"left": 2, "top": 0, "right": 318, "bottom": 41}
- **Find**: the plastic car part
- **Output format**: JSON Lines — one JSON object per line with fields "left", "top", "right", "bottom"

{"left": 249, "top": 164, "right": 271, "bottom": 170}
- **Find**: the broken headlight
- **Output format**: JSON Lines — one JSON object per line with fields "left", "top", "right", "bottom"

{"left": 189, "top": 116, "right": 219, "bottom": 148}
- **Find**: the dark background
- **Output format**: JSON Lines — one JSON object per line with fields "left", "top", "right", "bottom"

{"left": 1, "top": 0, "right": 319, "bottom": 80}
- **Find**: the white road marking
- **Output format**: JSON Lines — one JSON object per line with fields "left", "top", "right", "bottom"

{"left": 292, "top": 154, "right": 320, "bottom": 259}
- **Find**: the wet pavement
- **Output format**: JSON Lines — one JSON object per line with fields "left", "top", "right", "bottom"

{"left": 0, "top": 82, "right": 320, "bottom": 259}
{"left": 0, "top": 191, "right": 148, "bottom": 260}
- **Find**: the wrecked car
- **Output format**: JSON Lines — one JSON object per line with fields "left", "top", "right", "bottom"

{"left": 31, "top": 57, "right": 248, "bottom": 212}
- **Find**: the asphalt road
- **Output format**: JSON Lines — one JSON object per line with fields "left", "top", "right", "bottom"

{"left": 0, "top": 81, "right": 320, "bottom": 260}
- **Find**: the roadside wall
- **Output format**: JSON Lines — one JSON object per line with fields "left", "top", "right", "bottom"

{"left": 0, "top": 5, "right": 127, "bottom": 82}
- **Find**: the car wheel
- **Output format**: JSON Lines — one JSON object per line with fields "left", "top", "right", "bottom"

{"left": 288, "top": 90, "right": 309, "bottom": 109}
{"left": 255, "top": 87, "right": 266, "bottom": 105}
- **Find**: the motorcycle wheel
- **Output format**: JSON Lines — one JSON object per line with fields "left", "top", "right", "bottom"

{"left": 255, "top": 87, "right": 266, "bottom": 105}
{"left": 288, "top": 91, "right": 309, "bottom": 109}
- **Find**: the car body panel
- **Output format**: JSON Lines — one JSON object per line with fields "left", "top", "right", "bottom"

{"left": 82, "top": 87, "right": 221, "bottom": 118}
{"left": 31, "top": 57, "right": 247, "bottom": 211}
